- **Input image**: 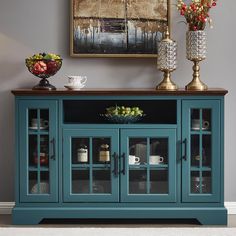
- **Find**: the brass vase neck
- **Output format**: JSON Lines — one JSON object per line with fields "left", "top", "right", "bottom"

{"left": 185, "top": 61, "right": 208, "bottom": 91}
{"left": 193, "top": 61, "right": 200, "bottom": 81}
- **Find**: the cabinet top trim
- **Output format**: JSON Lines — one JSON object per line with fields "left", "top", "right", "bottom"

{"left": 11, "top": 88, "right": 228, "bottom": 96}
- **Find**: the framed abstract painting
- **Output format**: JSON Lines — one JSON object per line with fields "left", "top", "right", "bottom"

{"left": 70, "top": 0, "right": 171, "bottom": 58}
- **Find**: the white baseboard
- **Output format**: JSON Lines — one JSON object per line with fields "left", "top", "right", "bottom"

{"left": 225, "top": 202, "right": 236, "bottom": 215}
{"left": 0, "top": 202, "right": 15, "bottom": 214}
{"left": 0, "top": 202, "right": 236, "bottom": 215}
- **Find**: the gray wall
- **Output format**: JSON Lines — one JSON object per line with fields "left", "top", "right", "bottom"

{"left": 0, "top": 0, "right": 235, "bottom": 202}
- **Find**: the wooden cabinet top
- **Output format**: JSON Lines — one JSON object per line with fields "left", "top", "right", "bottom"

{"left": 11, "top": 88, "right": 228, "bottom": 96}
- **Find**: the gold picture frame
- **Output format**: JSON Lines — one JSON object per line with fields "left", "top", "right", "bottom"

{"left": 70, "top": 0, "right": 171, "bottom": 58}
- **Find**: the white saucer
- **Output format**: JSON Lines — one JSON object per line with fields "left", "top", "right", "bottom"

{"left": 29, "top": 126, "right": 48, "bottom": 130}
{"left": 129, "top": 163, "right": 140, "bottom": 165}
{"left": 192, "top": 127, "right": 209, "bottom": 131}
{"left": 64, "top": 84, "right": 85, "bottom": 90}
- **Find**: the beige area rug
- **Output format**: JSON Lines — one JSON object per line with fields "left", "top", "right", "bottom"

{"left": 0, "top": 228, "right": 236, "bottom": 236}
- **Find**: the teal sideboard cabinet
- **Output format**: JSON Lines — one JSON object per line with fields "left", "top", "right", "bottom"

{"left": 11, "top": 89, "right": 228, "bottom": 225}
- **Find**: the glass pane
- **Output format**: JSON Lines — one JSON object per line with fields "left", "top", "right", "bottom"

{"left": 40, "top": 109, "right": 49, "bottom": 130}
{"left": 129, "top": 138, "right": 147, "bottom": 164}
{"left": 39, "top": 135, "right": 49, "bottom": 168}
{"left": 40, "top": 171, "right": 50, "bottom": 194}
{"left": 191, "top": 135, "right": 200, "bottom": 167}
{"left": 150, "top": 170, "right": 168, "bottom": 194}
{"left": 72, "top": 170, "right": 89, "bottom": 194}
{"left": 191, "top": 109, "right": 211, "bottom": 131}
{"left": 202, "top": 109, "right": 211, "bottom": 131}
{"left": 29, "top": 134, "right": 37, "bottom": 167}
{"left": 28, "top": 109, "right": 37, "bottom": 129}
{"left": 191, "top": 109, "right": 200, "bottom": 130}
{"left": 28, "top": 109, "right": 49, "bottom": 130}
{"left": 202, "top": 171, "right": 212, "bottom": 193}
{"left": 28, "top": 171, "right": 49, "bottom": 194}
{"left": 72, "top": 138, "right": 89, "bottom": 164}
{"left": 29, "top": 171, "right": 37, "bottom": 194}
{"left": 93, "top": 138, "right": 111, "bottom": 164}
{"left": 150, "top": 138, "right": 168, "bottom": 165}
{"left": 203, "top": 135, "right": 211, "bottom": 167}
{"left": 191, "top": 171, "right": 200, "bottom": 193}
{"left": 129, "top": 170, "right": 147, "bottom": 194}
{"left": 93, "top": 170, "right": 111, "bottom": 194}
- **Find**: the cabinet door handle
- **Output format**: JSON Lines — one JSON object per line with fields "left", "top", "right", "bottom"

{"left": 50, "top": 138, "right": 56, "bottom": 160}
{"left": 113, "top": 152, "right": 118, "bottom": 177}
{"left": 182, "top": 138, "right": 187, "bottom": 161}
{"left": 121, "top": 153, "right": 126, "bottom": 175}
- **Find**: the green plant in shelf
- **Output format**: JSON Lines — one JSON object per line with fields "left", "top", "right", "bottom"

{"left": 102, "top": 105, "right": 145, "bottom": 124}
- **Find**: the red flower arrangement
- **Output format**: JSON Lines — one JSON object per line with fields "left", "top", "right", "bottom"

{"left": 177, "top": 0, "right": 218, "bottom": 31}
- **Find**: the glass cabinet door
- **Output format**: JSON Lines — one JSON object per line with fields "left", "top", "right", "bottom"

{"left": 182, "top": 100, "right": 220, "bottom": 202}
{"left": 19, "top": 100, "right": 58, "bottom": 202}
{"left": 120, "top": 129, "right": 176, "bottom": 202}
{"left": 63, "top": 129, "right": 119, "bottom": 202}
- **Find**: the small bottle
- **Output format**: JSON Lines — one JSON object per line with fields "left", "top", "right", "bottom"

{"left": 99, "top": 144, "right": 110, "bottom": 162}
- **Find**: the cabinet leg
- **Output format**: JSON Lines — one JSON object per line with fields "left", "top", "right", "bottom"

{"left": 12, "top": 208, "right": 43, "bottom": 225}
{"left": 197, "top": 213, "right": 227, "bottom": 225}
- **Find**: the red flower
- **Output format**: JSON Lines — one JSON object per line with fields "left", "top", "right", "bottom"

{"left": 177, "top": 0, "right": 218, "bottom": 30}
{"left": 212, "top": 2, "right": 217, "bottom": 7}
{"left": 190, "top": 3, "right": 196, "bottom": 11}
{"left": 182, "top": 4, "right": 187, "bottom": 10}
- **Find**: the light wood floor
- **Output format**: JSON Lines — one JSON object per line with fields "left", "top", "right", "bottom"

{"left": 0, "top": 215, "right": 236, "bottom": 227}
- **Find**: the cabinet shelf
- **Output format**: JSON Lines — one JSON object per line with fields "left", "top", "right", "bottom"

{"left": 63, "top": 100, "right": 177, "bottom": 124}
{"left": 190, "top": 130, "right": 212, "bottom": 135}
{"left": 28, "top": 130, "right": 49, "bottom": 135}
{"left": 71, "top": 164, "right": 111, "bottom": 170}
{"left": 29, "top": 166, "right": 49, "bottom": 172}
{"left": 190, "top": 166, "right": 212, "bottom": 171}
{"left": 129, "top": 164, "right": 168, "bottom": 170}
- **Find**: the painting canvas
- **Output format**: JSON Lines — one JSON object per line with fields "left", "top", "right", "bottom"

{"left": 70, "top": 0, "right": 169, "bottom": 57}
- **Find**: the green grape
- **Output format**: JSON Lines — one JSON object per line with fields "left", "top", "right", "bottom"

{"left": 105, "top": 105, "right": 144, "bottom": 117}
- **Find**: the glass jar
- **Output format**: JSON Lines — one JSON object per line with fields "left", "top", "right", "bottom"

{"left": 99, "top": 144, "right": 110, "bottom": 162}
{"left": 33, "top": 136, "right": 49, "bottom": 166}
{"left": 77, "top": 145, "right": 88, "bottom": 163}
{"left": 191, "top": 176, "right": 207, "bottom": 193}
{"left": 138, "top": 174, "right": 146, "bottom": 191}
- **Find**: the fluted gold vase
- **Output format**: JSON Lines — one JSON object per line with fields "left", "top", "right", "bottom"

{"left": 186, "top": 30, "right": 208, "bottom": 91}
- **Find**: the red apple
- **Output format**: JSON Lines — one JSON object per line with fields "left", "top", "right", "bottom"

{"left": 46, "top": 61, "right": 58, "bottom": 74}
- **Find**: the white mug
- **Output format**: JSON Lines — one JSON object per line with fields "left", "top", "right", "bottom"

{"left": 31, "top": 119, "right": 48, "bottom": 128}
{"left": 129, "top": 155, "right": 140, "bottom": 165}
{"left": 192, "top": 119, "right": 210, "bottom": 129}
{"left": 149, "top": 155, "right": 164, "bottom": 165}
{"left": 67, "top": 76, "right": 87, "bottom": 87}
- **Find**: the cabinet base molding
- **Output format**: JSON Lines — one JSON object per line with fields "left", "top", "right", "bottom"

{"left": 12, "top": 207, "right": 227, "bottom": 225}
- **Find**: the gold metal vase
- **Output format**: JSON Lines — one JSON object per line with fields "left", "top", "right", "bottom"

{"left": 156, "top": 30, "right": 178, "bottom": 91}
{"left": 185, "top": 30, "right": 208, "bottom": 91}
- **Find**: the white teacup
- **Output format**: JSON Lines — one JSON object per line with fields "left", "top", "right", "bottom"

{"left": 192, "top": 119, "right": 210, "bottom": 130}
{"left": 149, "top": 155, "right": 164, "bottom": 165}
{"left": 129, "top": 155, "right": 140, "bottom": 165}
{"left": 67, "top": 76, "right": 87, "bottom": 87}
{"left": 31, "top": 119, "right": 48, "bottom": 128}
